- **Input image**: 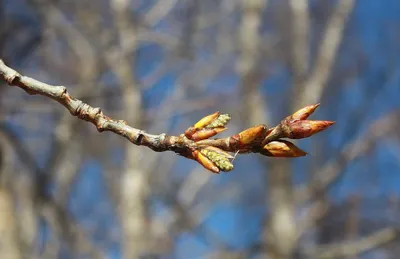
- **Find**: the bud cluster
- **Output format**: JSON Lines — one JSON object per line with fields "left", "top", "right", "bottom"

{"left": 280, "top": 103, "right": 335, "bottom": 139}
{"left": 185, "top": 112, "right": 231, "bottom": 141}
{"left": 184, "top": 104, "right": 334, "bottom": 174}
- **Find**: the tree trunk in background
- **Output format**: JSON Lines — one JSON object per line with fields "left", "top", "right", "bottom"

{"left": 238, "top": 1, "right": 297, "bottom": 258}
{"left": 0, "top": 188, "right": 21, "bottom": 259}
{"left": 118, "top": 46, "right": 149, "bottom": 259}
{"left": 238, "top": 0, "right": 269, "bottom": 127}
{"left": 110, "top": 0, "right": 150, "bottom": 257}
{"left": 0, "top": 132, "right": 22, "bottom": 259}
{"left": 120, "top": 92, "right": 149, "bottom": 259}
{"left": 265, "top": 161, "right": 296, "bottom": 259}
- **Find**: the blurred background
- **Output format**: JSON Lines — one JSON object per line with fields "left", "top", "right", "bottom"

{"left": 1, "top": 0, "right": 400, "bottom": 258}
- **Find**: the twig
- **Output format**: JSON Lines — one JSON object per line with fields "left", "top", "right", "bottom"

{"left": 0, "top": 123, "right": 104, "bottom": 259}
{"left": 295, "top": 111, "right": 399, "bottom": 203}
{"left": 289, "top": 0, "right": 309, "bottom": 81}
{"left": 309, "top": 228, "right": 397, "bottom": 259}
{"left": 0, "top": 59, "right": 185, "bottom": 153}
{"left": 296, "top": 0, "right": 356, "bottom": 107}
{"left": 0, "top": 59, "right": 334, "bottom": 173}
{"left": 144, "top": 0, "right": 179, "bottom": 26}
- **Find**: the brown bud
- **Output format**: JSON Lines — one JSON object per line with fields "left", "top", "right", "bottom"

{"left": 262, "top": 140, "right": 307, "bottom": 157}
{"left": 192, "top": 150, "right": 220, "bottom": 173}
{"left": 238, "top": 125, "right": 266, "bottom": 145}
{"left": 194, "top": 111, "right": 220, "bottom": 129}
{"left": 284, "top": 120, "right": 335, "bottom": 139}
{"left": 191, "top": 127, "right": 227, "bottom": 141}
{"left": 291, "top": 103, "right": 320, "bottom": 120}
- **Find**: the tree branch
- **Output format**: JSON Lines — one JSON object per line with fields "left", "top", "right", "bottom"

{"left": 289, "top": 0, "right": 309, "bottom": 81}
{"left": 0, "top": 59, "right": 334, "bottom": 174}
{"left": 295, "top": 111, "right": 399, "bottom": 204}
{"left": 0, "top": 59, "right": 183, "bottom": 153}
{"left": 309, "top": 228, "right": 397, "bottom": 259}
{"left": 295, "top": 0, "right": 356, "bottom": 108}
{"left": 0, "top": 124, "right": 105, "bottom": 259}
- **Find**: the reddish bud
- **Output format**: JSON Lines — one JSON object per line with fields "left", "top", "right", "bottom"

{"left": 262, "top": 140, "right": 307, "bottom": 157}
{"left": 291, "top": 103, "right": 320, "bottom": 120}
{"left": 284, "top": 120, "right": 335, "bottom": 139}
{"left": 184, "top": 127, "right": 197, "bottom": 139}
{"left": 192, "top": 150, "right": 220, "bottom": 173}
{"left": 191, "top": 127, "right": 227, "bottom": 141}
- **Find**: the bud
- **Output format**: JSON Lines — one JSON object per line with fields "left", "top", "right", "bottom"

{"left": 191, "top": 127, "right": 227, "bottom": 141}
{"left": 201, "top": 147, "right": 234, "bottom": 172}
{"left": 184, "top": 127, "right": 197, "bottom": 139}
{"left": 238, "top": 125, "right": 267, "bottom": 145}
{"left": 291, "top": 103, "right": 320, "bottom": 120}
{"left": 185, "top": 112, "right": 231, "bottom": 140}
{"left": 262, "top": 140, "right": 307, "bottom": 157}
{"left": 283, "top": 120, "right": 335, "bottom": 139}
{"left": 194, "top": 111, "right": 220, "bottom": 129}
{"left": 205, "top": 114, "right": 231, "bottom": 129}
{"left": 192, "top": 150, "right": 220, "bottom": 173}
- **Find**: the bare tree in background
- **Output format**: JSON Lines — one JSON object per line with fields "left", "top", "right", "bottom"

{"left": 1, "top": 0, "right": 400, "bottom": 259}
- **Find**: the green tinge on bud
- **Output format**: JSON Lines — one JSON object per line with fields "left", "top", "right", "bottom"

{"left": 201, "top": 148, "right": 234, "bottom": 172}
{"left": 192, "top": 150, "right": 220, "bottom": 173}
{"left": 186, "top": 112, "right": 230, "bottom": 141}
{"left": 204, "top": 146, "right": 234, "bottom": 159}
{"left": 206, "top": 114, "right": 231, "bottom": 129}
{"left": 291, "top": 103, "right": 320, "bottom": 120}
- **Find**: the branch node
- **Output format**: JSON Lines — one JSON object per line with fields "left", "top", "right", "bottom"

{"left": 95, "top": 117, "right": 107, "bottom": 132}
{"left": 74, "top": 102, "right": 99, "bottom": 122}
{"left": 117, "top": 119, "right": 128, "bottom": 125}
{"left": 134, "top": 130, "right": 146, "bottom": 144}
{"left": 4, "top": 70, "right": 20, "bottom": 85}
{"left": 159, "top": 133, "right": 167, "bottom": 143}
{"left": 60, "top": 86, "right": 67, "bottom": 96}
